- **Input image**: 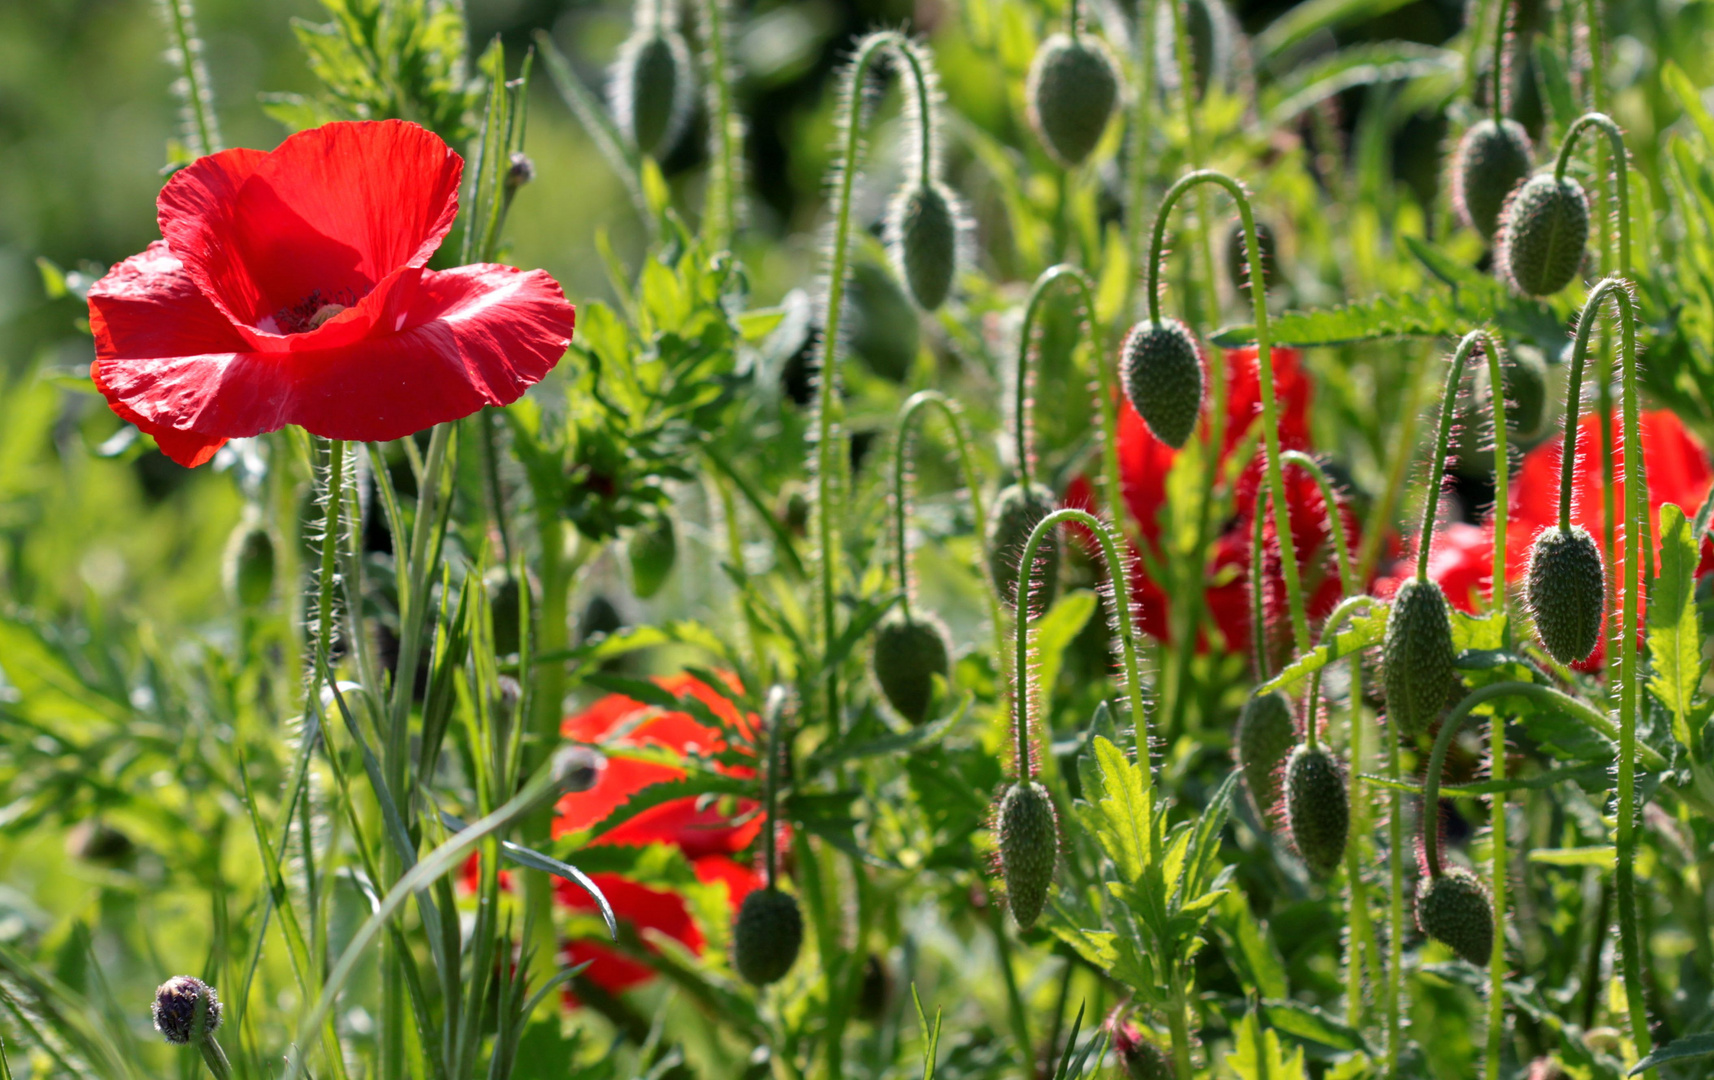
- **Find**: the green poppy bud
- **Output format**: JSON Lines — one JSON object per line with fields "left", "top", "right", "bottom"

{"left": 997, "top": 780, "right": 1058, "bottom": 928}
{"left": 1526, "top": 525, "right": 1605, "bottom": 665}
{"left": 628, "top": 513, "right": 677, "bottom": 599}
{"left": 1452, "top": 119, "right": 1534, "bottom": 240}
{"left": 1415, "top": 867, "right": 1494, "bottom": 966}
{"left": 1025, "top": 33, "right": 1121, "bottom": 167}
{"left": 1120, "top": 318, "right": 1205, "bottom": 450}
{"left": 1236, "top": 691, "right": 1295, "bottom": 820}
{"left": 733, "top": 887, "right": 804, "bottom": 986}
{"left": 1382, "top": 577, "right": 1458, "bottom": 737}
{"left": 887, "top": 181, "right": 962, "bottom": 311}
{"left": 988, "top": 483, "right": 1060, "bottom": 611}
{"left": 1498, "top": 173, "right": 1589, "bottom": 297}
{"left": 870, "top": 610, "right": 952, "bottom": 724}
{"left": 1284, "top": 744, "right": 1349, "bottom": 878}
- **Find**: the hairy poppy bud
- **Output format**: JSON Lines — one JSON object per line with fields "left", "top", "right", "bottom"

{"left": 887, "top": 181, "right": 961, "bottom": 311}
{"left": 998, "top": 780, "right": 1058, "bottom": 928}
{"left": 1492, "top": 346, "right": 1548, "bottom": 439}
{"left": 733, "top": 887, "right": 804, "bottom": 986}
{"left": 152, "top": 976, "right": 222, "bottom": 1045}
{"left": 1025, "top": 33, "right": 1121, "bottom": 167}
{"left": 487, "top": 571, "right": 524, "bottom": 656}
{"left": 1452, "top": 119, "right": 1534, "bottom": 240}
{"left": 1112, "top": 1019, "right": 1173, "bottom": 1080}
{"left": 224, "top": 519, "right": 275, "bottom": 608}
{"left": 1526, "top": 526, "right": 1605, "bottom": 665}
{"left": 1121, "top": 318, "right": 1205, "bottom": 450}
{"left": 1284, "top": 744, "right": 1349, "bottom": 878}
{"left": 552, "top": 745, "right": 606, "bottom": 795}
{"left": 849, "top": 261, "right": 921, "bottom": 383}
{"left": 1382, "top": 578, "right": 1458, "bottom": 737}
{"left": 988, "top": 483, "right": 1060, "bottom": 610}
{"left": 1415, "top": 867, "right": 1494, "bottom": 966}
{"left": 1236, "top": 691, "right": 1295, "bottom": 820}
{"left": 611, "top": 23, "right": 695, "bottom": 159}
{"left": 628, "top": 513, "right": 677, "bottom": 599}
{"left": 1225, "top": 218, "right": 1276, "bottom": 295}
{"left": 1498, "top": 173, "right": 1589, "bottom": 296}
{"left": 505, "top": 152, "right": 536, "bottom": 194}
{"left": 577, "top": 594, "right": 624, "bottom": 645}
{"left": 871, "top": 611, "right": 952, "bottom": 724}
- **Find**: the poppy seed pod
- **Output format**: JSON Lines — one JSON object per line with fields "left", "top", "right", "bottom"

{"left": 1025, "top": 33, "right": 1121, "bottom": 167}
{"left": 1452, "top": 119, "right": 1534, "bottom": 240}
{"left": 1382, "top": 577, "right": 1458, "bottom": 737}
{"left": 223, "top": 519, "right": 275, "bottom": 608}
{"left": 998, "top": 780, "right": 1058, "bottom": 928}
{"left": 1236, "top": 691, "right": 1295, "bottom": 821}
{"left": 611, "top": 24, "right": 695, "bottom": 159}
{"left": 152, "top": 976, "right": 222, "bottom": 1045}
{"left": 1498, "top": 173, "right": 1590, "bottom": 296}
{"left": 987, "top": 483, "right": 1060, "bottom": 610}
{"left": 1284, "top": 744, "right": 1349, "bottom": 878}
{"left": 1416, "top": 868, "right": 1494, "bottom": 966}
{"left": 1121, "top": 318, "right": 1205, "bottom": 450}
{"left": 886, "top": 181, "right": 961, "bottom": 311}
{"left": 628, "top": 513, "right": 677, "bottom": 599}
{"left": 732, "top": 887, "right": 803, "bottom": 985}
{"left": 870, "top": 610, "right": 952, "bottom": 724}
{"left": 1526, "top": 525, "right": 1605, "bottom": 665}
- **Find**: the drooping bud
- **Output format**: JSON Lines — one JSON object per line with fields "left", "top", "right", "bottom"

{"left": 997, "top": 780, "right": 1058, "bottom": 928}
{"left": 1120, "top": 318, "right": 1205, "bottom": 450}
{"left": 610, "top": 9, "right": 696, "bottom": 159}
{"left": 848, "top": 260, "right": 921, "bottom": 383}
{"left": 1236, "top": 691, "right": 1295, "bottom": 821}
{"left": 223, "top": 518, "right": 275, "bottom": 608}
{"left": 1497, "top": 173, "right": 1590, "bottom": 297}
{"left": 886, "top": 181, "right": 962, "bottom": 312}
{"left": 1024, "top": 33, "right": 1121, "bottom": 167}
{"left": 505, "top": 151, "right": 536, "bottom": 194}
{"left": 1526, "top": 525, "right": 1605, "bottom": 665}
{"left": 1415, "top": 867, "right": 1495, "bottom": 966}
{"left": 733, "top": 887, "right": 804, "bottom": 986}
{"left": 152, "top": 976, "right": 222, "bottom": 1045}
{"left": 1452, "top": 119, "right": 1534, "bottom": 240}
{"left": 628, "top": 513, "right": 677, "bottom": 599}
{"left": 552, "top": 745, "right": 606, "bottom": 795}
{"left": 870, "top": 610, "right": 953, "bottom": 724}
{"left": 987, "top": 483, "right": 1060, "bottom": 611}
{"left": 1225, "top": 218, "right": 1277, "bottom": 295}
{"left": 1382, "top": 577, "right": 1458, "bottom": 737}
{"left": 1284, "top": 744, "right": 1349, "bottom": 878}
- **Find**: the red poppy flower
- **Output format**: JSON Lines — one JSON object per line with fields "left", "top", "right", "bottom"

{"left": 1068, "top": 345, "right": 1357, "bottom": 655}
{"left": 552, "top": 673, "right": 765, "bottom": 995}
{"left": 1401, "top": 409, "right": 1714, "bottom": 668}
{"left": 87, "top": 120, "right": 576, "bottom": 467}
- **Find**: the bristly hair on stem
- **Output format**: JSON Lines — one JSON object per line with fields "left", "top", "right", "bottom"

{"left": 156, "top": 0, "right": 221, "bottom": 155}
{"left": 697, "top": 0, "right": 747, "bottom": 245}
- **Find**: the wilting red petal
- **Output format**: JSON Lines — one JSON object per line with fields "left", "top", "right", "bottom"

{"left": 158, "top": 120, "right": 459, "bottom": 329}
{"left": 91, "top": 263, "right": 573, "bottom": 443}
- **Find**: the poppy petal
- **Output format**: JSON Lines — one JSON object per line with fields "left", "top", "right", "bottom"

{"left": 90, "top": 263, "right": 574, "bottom": 443}
{"left": 159, "top": 121, "right": 460, "bottom": 329}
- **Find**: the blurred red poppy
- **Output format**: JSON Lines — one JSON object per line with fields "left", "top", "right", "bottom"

{"left": 1068, "top": 345, "right": 1358, "bottom": 656}
{"left": 1400, "top": 409, "right": 1714, "bottom": 669}
{"left": 88, "top": 119, "right": 576, "bottom": 467}
{"left": 552, "top": 673, "right": 764, "bottom": 995}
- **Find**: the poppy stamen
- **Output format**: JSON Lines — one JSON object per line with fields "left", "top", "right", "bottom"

{"left": 269, "top": 287, "right": 361, "bottom": 334}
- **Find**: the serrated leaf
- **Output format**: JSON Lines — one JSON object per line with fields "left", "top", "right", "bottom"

{"left": 1258, "top": 609, "right": 1388, "bottom": 695}
{"left": 1630, "top": 1033, "right": 1714, "bottom": 1075}
{"left": 1226, "top": 1011, "right": 1308, "bottom": 1080}
{"left": 1212, "top": 291, "right": 1468, "bottom": 348}
{"left": 1261, "top": 999, "right": 1371, "bottom": 1053}
{"left": 1215, "top": 891, "right": 1289, "bottom": 999}
{"left": 1648, "top": 503, "right": 1706, "bottom": 750}
{"left": 1034, "top": 590, "right": 1099, "bottom": 703}
{"left": 1089, "top": 736, "right": 1152, "bottom": 884}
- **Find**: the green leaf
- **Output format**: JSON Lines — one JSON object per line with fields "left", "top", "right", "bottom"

{"left": 1258, "top": 608, "right": 1388, "bottom": 695}
{"left": 1532, "top": 37, "right": 1576, "bottom": 131}
{"left": 1527, "top": 846, "right": 1616, "bottom": 868}
{"left": 1648, "top": 502, "right": 1707, "bottom": 750}
{"left": 1033, "top": 590, "right": 1098, "bottom": 704}
{"left": 1212, "top": 291, "right": 1468, "bottom": 348}
{"left": 1214, "top": 891, "right": 1289, "bottom": 999}
{"left": 1225, "top": 1010, "right": 1308, "bottom": 1080}
{"left": 1630, "top": 1033, "right": 1714, "bottom": 1075}
{"left": 1264, "top": 43, "right": 1460, "bottom": 125}
{"left": 1261, "top": 1000, "right": 1370, "bottom": 1054}
{"left": 1254, "top": 0, "right": 1418, "bottom": 61}
{"left": 1088, "top": 736, "right": 1153, "bottom": 884}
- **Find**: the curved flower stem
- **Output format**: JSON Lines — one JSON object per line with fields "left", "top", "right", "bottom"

{"left": 893, "top": 392, "right": 1006, "bottom": 668}
{"left": 1415, "top": 335, "right": 1479, "bottom": 583}
{"left": 762, "top": 689, "right": 788, "bottom": 888}
{"left": 1489, "top": 0, "right": 1514, "bottom": 125}
{"left": 698, "top": 0, "right": 742, "bottom": 246}
{"left": 1249, "top": 491, "right": 1270, "bottom": 680}
{"left": 1015, "top": 510, "right": 1152, "bottom": 813}
{"left": 1017, "top": 266, "right": 1120, "bottom": 525}
{"left": 1150, "top": 170, "right": 1308, "bottom": 662}
{"left": 1471, "top": 331, "right": 1511, "bottom": 609}
{"left": 813, "top": 31, "right": 935, "bottom": 736}
{"left": 1553, "top": 113, "right": 1632, "bottom": 278}
{"left": 1280, "top": 451, "right": 1355, "bottom": 596}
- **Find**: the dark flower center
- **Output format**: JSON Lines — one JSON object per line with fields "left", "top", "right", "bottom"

{"left": 270, "top": 286, "right": 362, "bottom": 334}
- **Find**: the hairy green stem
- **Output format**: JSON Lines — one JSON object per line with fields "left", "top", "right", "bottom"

{"left": 1250, "top": 492, "right": 1270, "bottom": 680}
{"left": 1490, "top": 0, "right": 1513, "bottom": 125}
{"left": 815, "top": 32, "right": 934, "bottom": 736}
{"left": 159, "top": 0, "right": 221, "bottom": 155}
{"left": 698, "top": 0, "right": 742, "bottom": 245}
{"left": 1415, "top": 335, "right": 1478, "bottom": 582}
